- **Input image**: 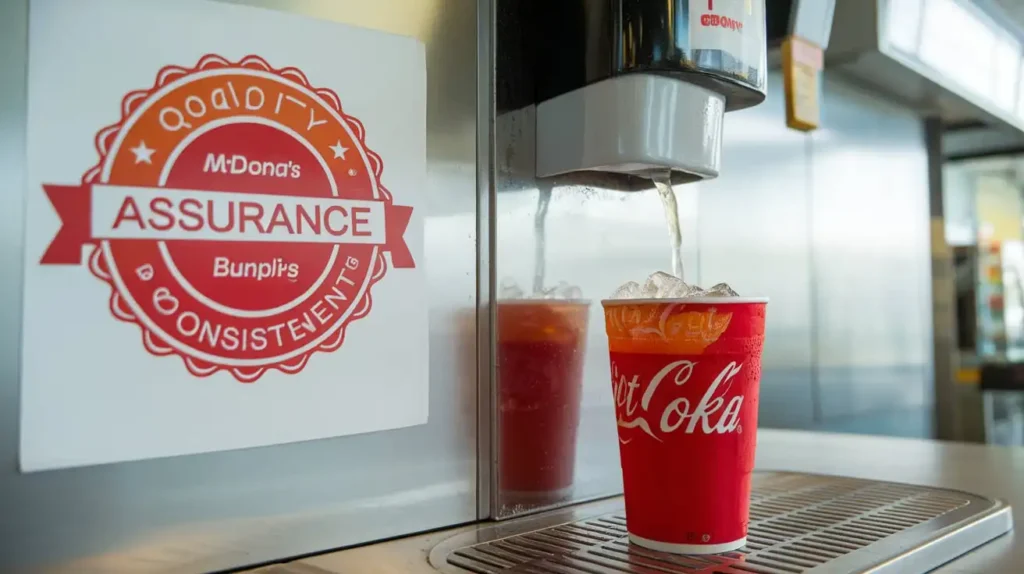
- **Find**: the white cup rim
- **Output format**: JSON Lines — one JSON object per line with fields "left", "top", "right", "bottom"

{"left": 497, "top": 298, "right": 592, "bottom": 305}
{"left": 601, "top": 297, "right": 768, "bottom": 306}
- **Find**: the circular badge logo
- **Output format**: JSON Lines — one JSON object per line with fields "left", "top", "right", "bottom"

{"left": 40, "top": 55, "right": 415, "bottom": 382}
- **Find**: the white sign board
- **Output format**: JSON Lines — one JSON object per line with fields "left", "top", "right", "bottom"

{"left": 21, "top": 0, "right": 428, "bottom": 471}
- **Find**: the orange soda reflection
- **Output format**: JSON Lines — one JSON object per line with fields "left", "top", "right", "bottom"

{"left": 497, "top": 300, "right": 590, "bottom": 507}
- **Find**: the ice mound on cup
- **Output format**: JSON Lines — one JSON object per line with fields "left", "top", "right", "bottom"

{"left": 499, "top": 278, "right": 584, "bottom": 300}
{"left": 609, "top": 271, "right": 738, "bottom": 299}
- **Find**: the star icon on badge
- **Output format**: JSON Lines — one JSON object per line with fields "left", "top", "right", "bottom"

{"left": 129, "top": 141, "right": 155, "bottom": 165}
{"left": 330, "top": 140, "right": 349, "bottom": 160}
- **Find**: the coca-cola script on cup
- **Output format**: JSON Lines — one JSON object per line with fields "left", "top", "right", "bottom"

{"left": 602, "top": 279, "right": 766, "bottom": 555}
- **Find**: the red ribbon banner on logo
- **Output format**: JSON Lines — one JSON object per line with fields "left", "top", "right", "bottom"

{"left": 39, "top": 184, "right": 415, "bottom": 268}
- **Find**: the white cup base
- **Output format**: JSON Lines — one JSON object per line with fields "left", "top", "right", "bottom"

{"left": 628, "top": 533, "right": 746, "bottom": 555}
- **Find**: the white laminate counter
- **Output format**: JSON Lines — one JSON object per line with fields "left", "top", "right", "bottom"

{"left": 253, "top": 430, "right": 1024, "bottom": 574}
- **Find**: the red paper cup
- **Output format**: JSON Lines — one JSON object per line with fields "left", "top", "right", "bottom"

{"left": 602, "top": 297, "right": 767, "bottom": 554}
{"left": 497, "top": 300, "right": 589, "bottom": 505}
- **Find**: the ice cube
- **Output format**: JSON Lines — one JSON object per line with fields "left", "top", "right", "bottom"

{"left": 644, "top": 271, "right": 691, "bottom": 299}
{"left": 639, "top": 277, "right": 658, "bottom": 298}
{"left": 611, "top": 274, "right": 741, "bottom": 300}
{"left": 610, "top": 280, "right": 642, "bottom": 299}
{"left": 679, "top": 284, "right": 706, "bottom": 298}
{"left": 501, "top": 278, "right": 584, "bottom": 300}
{"left": 703, "top": 282, "right": 739, "bottom": 297}
{"left": 552, "top": 281, "right": 583, "bottom": 300}
{"left": 499, "top": 277, "right": 525, "bottom": 299}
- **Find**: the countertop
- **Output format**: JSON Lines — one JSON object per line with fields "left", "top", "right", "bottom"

{"left": 755, "top": 430, "right": 1022, "bottom": 572}
{"left": 251, "top": 430, "right": 1024, "bottom": 574}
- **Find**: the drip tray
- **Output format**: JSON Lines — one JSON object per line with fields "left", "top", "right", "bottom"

{"left": 430, "top": 472, "right": 1012, "bottom": 574}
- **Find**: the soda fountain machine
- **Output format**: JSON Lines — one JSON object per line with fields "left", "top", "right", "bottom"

{"left": 387, "top": 0, "right": 1013, "bottom": 570}
{"left": 490, "top": 0, "right": 768, "bottom": 515}
{"left": 506, "top": 0, "right": 767, "bottom": 187}
{"left": 1, "top": 0, "right": 1018, "bottom": 572}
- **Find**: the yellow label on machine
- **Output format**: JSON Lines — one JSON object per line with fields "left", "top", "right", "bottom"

{"left": 955, "top": 367, "right": 980, "bottom": 385}
{"left": 782, "top": 35, "right": 823, "bottom": 132}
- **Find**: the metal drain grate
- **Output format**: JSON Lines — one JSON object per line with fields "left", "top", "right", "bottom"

{"left": 440, "top": 472, "right": 1011, "bottom": 574}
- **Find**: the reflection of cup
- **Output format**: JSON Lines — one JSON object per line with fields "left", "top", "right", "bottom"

{"left": 497, "top": 300, "right": 589, "bottom": 506}
{"left": 602, "top": 297, "right": 767, "bottom": 554}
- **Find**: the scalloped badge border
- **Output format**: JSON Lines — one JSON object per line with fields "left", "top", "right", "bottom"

{"left": 77, "top": 54, "right": 397, "bottom": 383}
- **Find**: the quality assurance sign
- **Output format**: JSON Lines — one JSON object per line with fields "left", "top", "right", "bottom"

{"left": 21, "top": 0, "right": 428, "bottom": 471}
{"left": 40, "top": 54, "right": 414, "bottom": 382}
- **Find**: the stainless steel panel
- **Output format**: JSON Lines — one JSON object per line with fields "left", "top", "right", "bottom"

{"left": 928, "top": 117, "right": 958, "bottom": 442}
{"left": 810, "top": 76, "right": 934, "bottom": 436}
{"left": 476, "top": 0, "right": 496, "bottom": 522}
{"left": 698, "top": 72, "right": 816, "bottom": 430}
{"left": 0, "top": 1, "right": 480, "bottom": 572}
{"left": 829, "top": 0, "right": 1024, "bottom": 135}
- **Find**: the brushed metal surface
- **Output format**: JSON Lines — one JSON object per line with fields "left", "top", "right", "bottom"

{"left": 698, "top": 72, "right": 816, "bottom": 430}
{"left": 0, "top": 1, "right": 479, "bottom": 572}
{"left": 476, "top": 0, "right": 497, "bottom": 522}
{"left": 282, "top": 429, "right": 1022, "bottom": 574}
{"left": 435, "top": 472, "right": 1011, "bottom": 574}
{"left": 828, "top": 0, "right": 1024, "bottom": 133}
{"left": 810, "top": 76, "right": 934, "bottom": 436}
{"left": 928, "top": 116, "right": 959, "bottom": 442}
